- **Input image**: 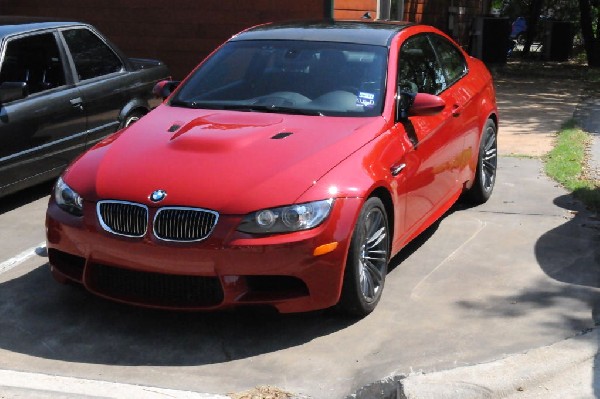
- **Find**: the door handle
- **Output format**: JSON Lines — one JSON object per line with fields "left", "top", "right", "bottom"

{"left": 451, "top": 104, "right": 462, "bottom": 117}
{"left": 70, "top": 97, "right": 83, "bottom": 110}
{"left": 391, "top": 163, "right": 406, "bottom": 177}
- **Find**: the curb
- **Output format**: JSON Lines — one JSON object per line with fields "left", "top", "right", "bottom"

{"left": 349, "top": 328, "right": 598, "bottom": 399}
{"left": 0, "top": 369, "right": 229, "bottom": 399}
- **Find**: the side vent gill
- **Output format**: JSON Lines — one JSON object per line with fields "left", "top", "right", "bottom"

{"left": 271, "top": 132, "right": 293, "bottom": 140}
{"left": 168, "top": 124, "right": 181, "bottom": 132}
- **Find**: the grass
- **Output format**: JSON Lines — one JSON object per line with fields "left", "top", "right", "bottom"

{"left": 544, "top": 119, "right": 600, "bottom": 213}
{"left": 493, "top": 59, "right": 600, "bottom": 213}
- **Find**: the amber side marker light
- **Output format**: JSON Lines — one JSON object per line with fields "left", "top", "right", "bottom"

{"left": 313, "top": 242, "right": 338, "bottom": 256}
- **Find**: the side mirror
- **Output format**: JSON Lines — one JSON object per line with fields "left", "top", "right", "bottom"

{"left": 153, "top": 80, "right": 180, "bottom": 100}
{"left": 396, "top": 82, "right": 417, "bottom": 120}
{"left": 410, "top": 93, "right": 446, "bottom": 116}
{"left": 0, "top": 82, "right": 28, "bottom": 103}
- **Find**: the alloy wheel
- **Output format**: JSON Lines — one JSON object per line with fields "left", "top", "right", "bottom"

{"left": 358, "top": 207, "right": 388, "bottom": 302}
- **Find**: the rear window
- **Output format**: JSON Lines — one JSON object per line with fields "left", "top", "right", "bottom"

{"left": 62, "top": 28, "right": 123, "bottom": 81}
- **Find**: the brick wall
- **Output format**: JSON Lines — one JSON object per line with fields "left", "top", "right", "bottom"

{"left": 402, "top": 0, "right": 482, "bottom": 45}
{"left": 334, "top": 0, "right": 377, "bottom": 20}
{"left": 0, "top": 0, "right": 327, "bottom": 79}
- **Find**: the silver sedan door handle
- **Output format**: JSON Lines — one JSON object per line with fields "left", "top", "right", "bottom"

{"left": 70, "top": 97, "right": 84, "bottom": 110}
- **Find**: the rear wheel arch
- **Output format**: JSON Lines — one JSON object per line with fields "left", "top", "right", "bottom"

{"left": 464, "top": 118, "right": 498, "bottom": 204}
{"left": 119, "top": 99, "right": 149, "bottom": 128}
{"left": 487, "top": 113, "right": 498, "bottom": 131}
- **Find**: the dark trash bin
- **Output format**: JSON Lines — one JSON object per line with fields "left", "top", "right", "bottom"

{"left": 470, "top": 16, "right": 511, "bottom": 64}
{"left": 543, "top": 21, "right": 574, "bottom": 61}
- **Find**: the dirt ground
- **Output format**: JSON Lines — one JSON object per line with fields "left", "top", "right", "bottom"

{"left": 493, "top": 75, "right": 584, "bottom": 157}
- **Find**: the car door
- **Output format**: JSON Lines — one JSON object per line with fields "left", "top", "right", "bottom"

{"left": 0, "top": 31, "right": 87, "bottom": 196}
{"left": 60, "top": 27, "right": 130, "bottom": 147}
{"left": 428, "top": 33, "right": 478, "bottom": 182}
{"left": 394, "top": 34, "right": 465, "bottom": 235}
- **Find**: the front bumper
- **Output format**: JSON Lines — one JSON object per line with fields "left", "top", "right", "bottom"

{"left": 46, "top": 197, "right": 362, "bottom": 313}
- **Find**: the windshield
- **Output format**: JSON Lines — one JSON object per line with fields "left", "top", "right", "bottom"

{"left": 172, "top": 40, "right": 388, "bottom": 117}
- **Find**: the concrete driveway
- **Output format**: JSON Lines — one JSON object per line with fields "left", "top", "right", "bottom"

{"left": 0, "top": 76, "right": 598, "bottom": 399}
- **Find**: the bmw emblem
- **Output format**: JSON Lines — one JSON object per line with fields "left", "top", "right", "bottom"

{"left": 150, "top": 189, "right": 167, "bottom": 202}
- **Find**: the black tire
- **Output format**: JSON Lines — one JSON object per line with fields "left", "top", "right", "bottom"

{"left": 465, "top": 119, "right": 497, "bottom": 204}
{"left": 338, "top": 197, "right": 390, "bottom": 317}
{"left": 122, "top": 110, "right": 145, "bottom": 128}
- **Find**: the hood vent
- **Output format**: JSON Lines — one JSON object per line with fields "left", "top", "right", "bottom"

{"left": 168, "top": 124, "right": 181, "bottom": 132}
{"left": 271, "top": 132, "right": 293, "bottom": 140}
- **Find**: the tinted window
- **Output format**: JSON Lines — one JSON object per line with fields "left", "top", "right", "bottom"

{"left": 398, "top": 35, "right": 446, "bottom": 95}
{"left": 173, "top": 40, "right": 388, "bottom": 117}
{"left": 0, "top": 32, "right": 66, "bottom": 95}
{"left": 429, "top": 34, "right": 467, "bottom": 85}
{"left": 62, "top": 28, "right": 123, "bottom": 80}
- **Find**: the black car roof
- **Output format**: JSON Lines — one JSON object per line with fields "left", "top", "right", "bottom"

{"left": 231, "top": 20, "right": 413, "bottom": 46}
{"left": 0, "top": 17, "right": 83, "bottom": 38}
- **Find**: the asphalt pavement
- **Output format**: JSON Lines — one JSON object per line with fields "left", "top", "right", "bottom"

{"left": 0, "top": 76, "right": 599, "bottom": 399}
{"left": 385, "top": 74, "right": 600, "bottom": 399}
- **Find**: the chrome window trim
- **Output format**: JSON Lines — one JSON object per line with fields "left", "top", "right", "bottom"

{"left": 0, "top": 121, "right": 117, "bottom": 163}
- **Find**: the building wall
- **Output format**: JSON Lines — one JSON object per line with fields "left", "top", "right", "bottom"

{"left": 403, "top": 0, "right": 482, "bottom": 44}
{"left": 334, "top": 0, "right": 483, "bottom": 46}
{"left": 334, "top": 0, "right": 377, "bottom": 20}
{"left": 0, "top": 0, "right": 327, "bottom": 79}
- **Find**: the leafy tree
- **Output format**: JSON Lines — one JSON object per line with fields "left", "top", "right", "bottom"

{"left": 523, "top": 0, "right": 544, "bottom": 57}
{"left": 502, "top": 0, "right": 599, "bottom": 66}
{"left": 579, "top": 0, "right": 600, "bottom": 66}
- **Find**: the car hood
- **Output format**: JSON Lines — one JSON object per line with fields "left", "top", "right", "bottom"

{"left": 67, "top": 105, "right": 387, "bottom": 214}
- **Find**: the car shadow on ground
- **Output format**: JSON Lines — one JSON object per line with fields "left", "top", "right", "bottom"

{"left": 455, "top": 191, "right": 599, "bottom": 393}
{"left": 0, "top": 181, "right": 53, "bottom": 215}
{"left": 541, "top": 193, "right": 600, "bottom": 397}
{"left": 0, "top": 262, "right": 354, "bottom": 366}
{"left": 0, "top": 207, "right": 450, "bottom": 368}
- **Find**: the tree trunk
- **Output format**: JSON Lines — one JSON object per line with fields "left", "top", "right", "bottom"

{"left": 579, "top": 0, "right": 600, "bottom": 67}
{"left": 523, "top": 0, "right": 544, "bottom": 58}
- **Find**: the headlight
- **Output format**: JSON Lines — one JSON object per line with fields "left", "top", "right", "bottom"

{"left": 237, "top": 199, "right": 334, "bottom": 234}
{"left": 54, "top": 177, "right": 83, "bottom": 217}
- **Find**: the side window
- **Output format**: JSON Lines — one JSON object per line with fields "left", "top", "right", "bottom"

{"left": 62, "top": 28, "right": 123, "bottom": 81}
{"left": 398, "top": 35, "right": 446, "bottom": 95}
{"left": 429, "top": 34, "right": 467, "bottom": 85}
{"left": 0, "top": 32, "right": 66, "bottom": 95}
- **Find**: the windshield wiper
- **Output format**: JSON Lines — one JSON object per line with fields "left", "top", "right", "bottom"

{"left": 221, "top": 104, "right": 323, "bottom": 116}
{"left": 169, "top": 99, "right": 194, "bottom": 108}
{"left": 169, "top": 100, "right": 227, "bottom": 109}
{"left": 169, "top": 101, "right": 324, "bottom": 116}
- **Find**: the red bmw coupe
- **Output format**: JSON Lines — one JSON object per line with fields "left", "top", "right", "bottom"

{"left": 46, "top": 21, "right": 498, "bottom": 317}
